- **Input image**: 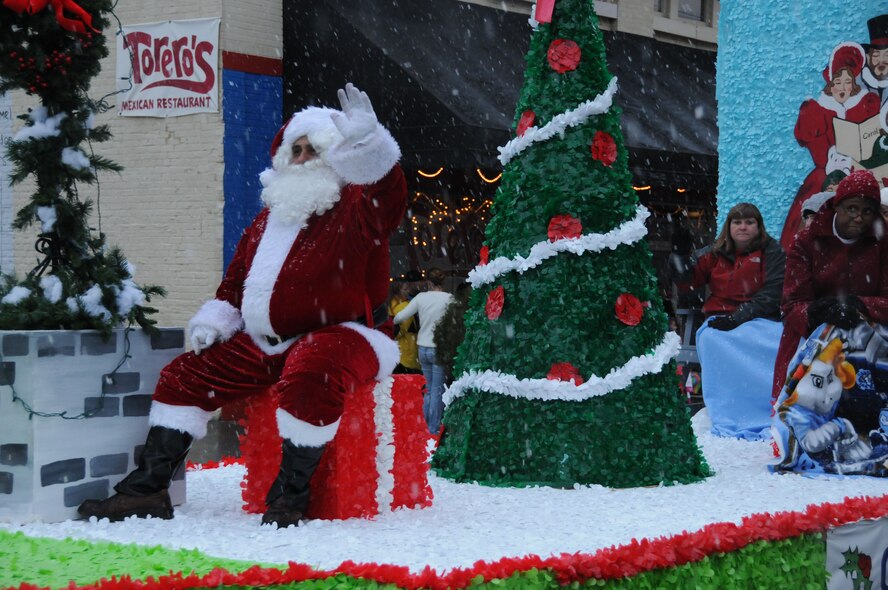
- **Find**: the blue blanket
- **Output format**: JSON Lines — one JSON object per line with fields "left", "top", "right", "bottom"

{"left": 697, "top": 318, "right": 784, "bottom": 441}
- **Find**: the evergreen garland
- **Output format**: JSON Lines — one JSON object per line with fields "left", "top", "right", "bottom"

{"left": 0, "top": 0, "right": 164, "bottom": 336}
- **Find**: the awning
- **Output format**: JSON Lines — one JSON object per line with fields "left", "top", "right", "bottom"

{"left": 283, "top": 0, "right": 718, "bottom": 187}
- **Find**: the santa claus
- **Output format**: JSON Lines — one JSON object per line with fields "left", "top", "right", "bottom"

{"left": 78, "top": 83, "right": 406, "bottom": 528}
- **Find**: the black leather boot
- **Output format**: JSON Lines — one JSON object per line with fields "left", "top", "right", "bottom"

{"left": 78, "top": 425, "right": 193, "bottom": 522}
{"left": 261, "top": 440, "right": 326, "bottom": 528}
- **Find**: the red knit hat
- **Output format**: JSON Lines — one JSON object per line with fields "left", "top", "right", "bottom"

{"left": 834, "top": 169, "right": 880, "bottom": 204}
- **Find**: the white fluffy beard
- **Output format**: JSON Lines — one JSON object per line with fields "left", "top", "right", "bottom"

{"left": 260, "top": 159, "right": 344, "bottom": 226}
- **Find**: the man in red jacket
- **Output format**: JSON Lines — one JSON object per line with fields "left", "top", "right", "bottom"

{"left": 78, "top": 83, "right": 406, "bottom": 528}
{"left": 772, "top": 170, "right": 888, "bottom": 401}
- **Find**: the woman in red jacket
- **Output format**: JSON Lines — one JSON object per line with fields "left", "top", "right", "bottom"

{"left": 678, "top": 202, "right": 786, "bottom": 330}
{"left": 673, "top": 203, "right": 786, "bottom": 439}
{"left": 772, "top": 170, "right": 888, "bottom": 401}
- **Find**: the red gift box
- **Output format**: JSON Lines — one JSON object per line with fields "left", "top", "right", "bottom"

{"left": 240, "top": 374, "right": 433, "bottom": 520}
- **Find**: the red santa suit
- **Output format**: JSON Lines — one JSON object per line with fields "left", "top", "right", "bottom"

{"left": 783, "top": 42, "right": 881, "bottom": 249}
{"left": 147, "top": 108, "right": 406, "bottom": 448}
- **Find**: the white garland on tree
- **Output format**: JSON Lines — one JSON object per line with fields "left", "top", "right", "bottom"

{"left": 498, "top": 76, "right": 618, "bottom": 166}
{"left": 456, "top": 57, "right": 671, "bottom": 406}
{"left": 444, "top": 332, "right": 680, "bottom": 406}
{"left": 468, "top": 204, "right": 649, "bottom": 288}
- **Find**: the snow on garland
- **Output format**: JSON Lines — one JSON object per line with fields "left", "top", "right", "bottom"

{"left": 497, "top": 76, "right": 618, "bottom": 166}
{"left": 443, "top": 331, "right": 680, "bottom": 406}
{"left": 467, "top": 204, "right": 649, "bottom": 288}
{"left": 373, "top": 377, "right": 396, "bottom": 512}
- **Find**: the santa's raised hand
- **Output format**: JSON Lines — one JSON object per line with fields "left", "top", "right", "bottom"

{"left": 331, "top": 83, "right": 378, "bottom": 145}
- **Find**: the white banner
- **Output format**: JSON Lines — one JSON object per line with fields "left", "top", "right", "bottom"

{"left": 827, "top": 517, "right": 888, "bottom": 590}
{"left": 116, "top": 18, "right": 220, "bottom": 117}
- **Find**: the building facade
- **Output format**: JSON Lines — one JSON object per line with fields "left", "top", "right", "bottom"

{"left": 2, "top": 0, "right": 718, "bottom": 327}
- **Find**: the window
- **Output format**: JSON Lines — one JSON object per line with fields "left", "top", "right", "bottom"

{"left": 678, "top": 0, "right": 704, "bottom": 21}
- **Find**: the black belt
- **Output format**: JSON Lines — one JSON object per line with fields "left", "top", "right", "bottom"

{"left": 264, "top": 304, "right": 388, "bottom": 347}
{"left": 265, "top": 335, "right": 290, "bottom": 346}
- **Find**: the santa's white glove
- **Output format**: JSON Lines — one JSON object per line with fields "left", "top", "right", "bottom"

{"left": 190, "top": 325, "right": 219, "bottom": 355}
{"left": 331, "top": 83, "right": 378, "bottom": 145}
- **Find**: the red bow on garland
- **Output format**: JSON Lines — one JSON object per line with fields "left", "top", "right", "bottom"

{"left": 2, "top": 0, "right": 99, "bottom": 33}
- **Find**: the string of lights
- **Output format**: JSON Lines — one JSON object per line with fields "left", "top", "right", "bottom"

{"left": 1, "top": 328, "right": 134, "bottom": 420}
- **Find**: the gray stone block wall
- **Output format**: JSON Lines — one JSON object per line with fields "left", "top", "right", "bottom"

{"left": 0, "top": 328, "right": 186, "bottom": 523}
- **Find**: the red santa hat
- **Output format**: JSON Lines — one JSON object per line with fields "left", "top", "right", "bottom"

{"left": 833, "top": 169, "right": 880, "bottom": 204}
{"left": 269, "top": 107, "right": 344, "bottom": 160}
{"left": 822, "top": 42, "right": 866, "bottom": 83}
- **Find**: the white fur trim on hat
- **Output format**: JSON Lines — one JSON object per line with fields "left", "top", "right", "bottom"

{"left": 341, "top": 321, "right": 399, "bottom": 380}
{"left": 881, "top": 186, "right": 888, "bottom": 208}
{"left": 280, "top": 107, "right": 344, "bottom": 156}
{"left": 276, "top": 408, "right": 340, "bottom": 447}
{"left": 188, "top": 299, "right": 243, "bottom": 343}
{"left": 149, "top": 401, "right": 215, "bottom": 440}
{"left": 324, "top": 123, "right": 401, "bottom": 185}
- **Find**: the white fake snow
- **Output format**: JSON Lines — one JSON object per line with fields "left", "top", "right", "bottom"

{"left": 2, "top": 410, "right": 888, "bottom": 573}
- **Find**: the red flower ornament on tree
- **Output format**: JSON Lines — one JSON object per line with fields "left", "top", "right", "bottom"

{"left": 516, "top": 110, "right": 536, "bottom": 137}
{"left": 486, "top": 286, "right": 505, "bottom": 320}
{"left": 479, "top": 245, "right": 489, "bottom": 266}
{"left": 547, "top": 214, "right": 582, "bottom": 242}
{"left": 615, "top": 293, "right": 645, "bottom": 326}
{"left": 547, "top": 362, "right": 584, "bottom": 385}
{"left": 547, "top": 39, "right": 581, "bottom": 73}
{"left": 591, "top": 131, "right": 617, "bottom": 166}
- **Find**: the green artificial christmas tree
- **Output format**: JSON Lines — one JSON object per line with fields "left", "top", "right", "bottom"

{"left": 432, "top": 0, "right": 710, "bottom": 488}
{"left": 0, "top": 0, "right": 163, "bottom": 335}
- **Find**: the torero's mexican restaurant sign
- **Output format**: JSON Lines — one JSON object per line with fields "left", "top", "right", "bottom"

{"left": 116, "top": 18, "right": 220, "bottom": 117}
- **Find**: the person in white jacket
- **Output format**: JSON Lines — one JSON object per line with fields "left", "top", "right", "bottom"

{"left": 393, "top": 268, "right": 453, "bottom": 434}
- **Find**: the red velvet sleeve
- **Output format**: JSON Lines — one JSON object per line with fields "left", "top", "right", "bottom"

{"left": 794, "top": 100, "right": 832, "bottom": 167}
{"left": 354, "top": 164, "right": 408, "bottom": 241}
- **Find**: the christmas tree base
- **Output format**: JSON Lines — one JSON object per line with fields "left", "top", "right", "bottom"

{"left": 434, "top": 369, "right": 710, "bottom": 488}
